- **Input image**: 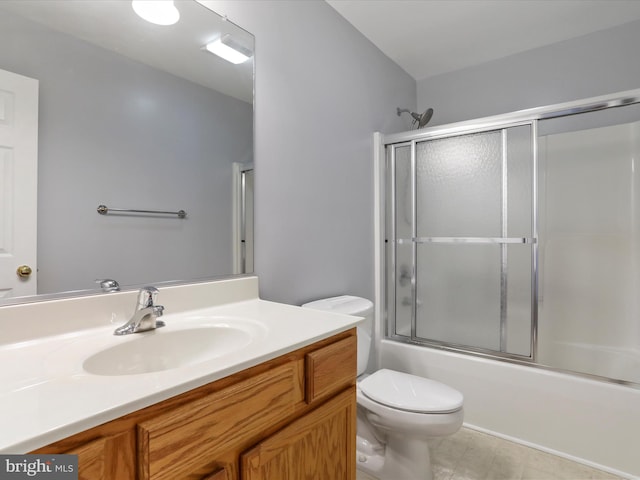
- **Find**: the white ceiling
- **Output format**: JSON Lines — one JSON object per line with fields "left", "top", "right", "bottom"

{"left": 326, "top": 0, "right": 640, "bottom": 82}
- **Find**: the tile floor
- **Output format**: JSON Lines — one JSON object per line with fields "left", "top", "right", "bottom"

{"left": 355, "top": 427, "right": 625, "bottom": 480}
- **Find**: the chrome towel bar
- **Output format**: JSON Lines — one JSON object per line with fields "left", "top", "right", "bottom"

{"left": 97, "top": 204, "right": 187, "bottom": 218}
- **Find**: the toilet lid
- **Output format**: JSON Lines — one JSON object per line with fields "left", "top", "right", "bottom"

{"left": 359, "top": 369, "right": 463, "bottom": 413}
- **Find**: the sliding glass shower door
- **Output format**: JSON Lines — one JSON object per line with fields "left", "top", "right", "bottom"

{"left": 387, "top": 124, "right": 536, "bottom": 358}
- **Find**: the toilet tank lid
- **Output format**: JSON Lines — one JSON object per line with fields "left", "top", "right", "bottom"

{"left": 302, "top": 295, "right": 373, "bottom": 316}
{"left": 359, "top": 369, "right": 463, "bottom": 413}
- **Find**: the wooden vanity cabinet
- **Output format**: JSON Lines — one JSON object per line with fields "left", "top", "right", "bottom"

{"left": 31, "top": 329, "right": 357, "bottom": 480}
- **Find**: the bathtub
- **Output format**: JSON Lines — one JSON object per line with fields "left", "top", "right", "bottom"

{"left": 380, "top": 339, "right": 640, "bottom": 479}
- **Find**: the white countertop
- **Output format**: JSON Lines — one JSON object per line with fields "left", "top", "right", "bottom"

{"left": 0, "top": 277, "right": 361, "bottom": 453}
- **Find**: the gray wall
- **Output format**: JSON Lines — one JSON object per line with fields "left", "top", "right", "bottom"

{"left": 417, "top": 19, "right": 640, "bottom": 126}
{"left": 202, "top": 0, "right": 416, "bottom": 305}
{"left": 0, "top": 10, "right": 252, "bottom": 293}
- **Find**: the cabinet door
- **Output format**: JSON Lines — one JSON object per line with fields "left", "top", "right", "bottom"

{"left": 241, "top": 387, "right": 356, "bottom": 480}
{"left": 67, "top": 431, "right": 135, "bottom": 480}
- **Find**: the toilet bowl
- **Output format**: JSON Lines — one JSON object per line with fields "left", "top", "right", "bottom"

{"left": 302, "top": 296, "right": 464, "bottom": 480}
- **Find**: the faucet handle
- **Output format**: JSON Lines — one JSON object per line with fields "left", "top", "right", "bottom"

{"left": 137, "top": 286, "right": 159, "bottom": 309}
{"left": 96, "top": 278, "right": 120, "bottom": 292}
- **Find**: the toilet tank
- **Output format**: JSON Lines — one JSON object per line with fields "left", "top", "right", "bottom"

{"left": 301, "top": 295, "right": 374, "bottom": 376}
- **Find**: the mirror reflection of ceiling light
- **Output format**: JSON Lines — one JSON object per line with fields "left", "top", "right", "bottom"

{"left": 204, "top": 35, "right": 252, "bottom": 64}
{"left": 132, "top": 0, "right": 180, "bottom": 26}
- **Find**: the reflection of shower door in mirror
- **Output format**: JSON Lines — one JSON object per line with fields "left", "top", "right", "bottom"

{"left": 387, "top": 124, "right": 535, "bottom": 358}
{"left": 233, "top": 163, "right": 254, "bottom": 274}
{"left": 0, "top": 69, "right": 38, "bottom": 298}
{"left": 241, "top": 168, "right": 254, "bottom": 273}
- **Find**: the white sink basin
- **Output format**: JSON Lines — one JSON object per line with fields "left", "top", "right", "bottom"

{"left": 83, "top": 319, "right": 262, "bottom": 376}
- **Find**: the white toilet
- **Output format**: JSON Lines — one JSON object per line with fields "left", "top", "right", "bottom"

{"left": 302, "top": 295, "right": 464, "bottom": 480}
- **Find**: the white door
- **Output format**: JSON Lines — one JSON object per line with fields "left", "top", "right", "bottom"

{"left": 0, "top": 69, "right": 38, "bottom": 298}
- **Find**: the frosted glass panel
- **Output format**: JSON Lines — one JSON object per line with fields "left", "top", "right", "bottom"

{"left": 386, "top": 124, "right": 534, "bottom": 358}
{"left": 506, "top": 126, "right": 533, "bottom": 237}
{"left": 415, "top": 244, "right": 501, "bottom": 350}
{"left": 393, "top": 244, "right": 412, "bottom": 337}
{"left": 506, "top": 245, "right": 532, "bottom": 356}
{"left": 393, "top": 145, "right": 412, "bottom": 240}
{"left": 416, "top": 131, "right": 502, "bottom": 238}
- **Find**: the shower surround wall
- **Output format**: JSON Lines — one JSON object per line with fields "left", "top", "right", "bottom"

{"left": 538, "top": 120, "right": 640, "bottom": 384}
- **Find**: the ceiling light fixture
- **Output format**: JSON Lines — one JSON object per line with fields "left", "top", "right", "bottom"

{"left": 204, "top": 35, "right": 252, "bottom": 64}
{"left": 132, "top": 0, "right": 180, "bottom": 26}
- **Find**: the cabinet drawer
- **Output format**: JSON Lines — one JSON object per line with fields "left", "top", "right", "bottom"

{"left": 305, "top": 335, "right": 356, "bottom": 403}
{"left": 138, "top": 360, "right": 304, "bottom": 480}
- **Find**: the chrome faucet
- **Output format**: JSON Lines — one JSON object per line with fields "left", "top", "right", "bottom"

{"left": 96, "top": 278, "right": 120, "bottom": 292}
{"left": 114, "top": 286, "right": 165, "bottom": 335}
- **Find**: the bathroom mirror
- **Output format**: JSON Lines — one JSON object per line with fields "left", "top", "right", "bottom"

{"left": 0, "top": 0, "right": 254, "bottom": 303}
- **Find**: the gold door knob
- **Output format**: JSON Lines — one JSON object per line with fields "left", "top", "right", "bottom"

{"left": 16, "top": 265, "right": 32, "bottom": 278}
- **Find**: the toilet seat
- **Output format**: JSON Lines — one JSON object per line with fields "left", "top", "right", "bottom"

{"left": 359, "top": 369, "right": 463, "bottom": 414}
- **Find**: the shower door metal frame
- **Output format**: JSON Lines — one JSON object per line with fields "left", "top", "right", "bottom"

{"left": 386, "top": 120, "right": 538, "bottom": 361}
{"left": 381, "top": 87, "right": 640, "bottom": 368}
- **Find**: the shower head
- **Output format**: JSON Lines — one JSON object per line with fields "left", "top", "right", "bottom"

{"left": 396, "top": 107, "right": 434, "bottom": 129}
